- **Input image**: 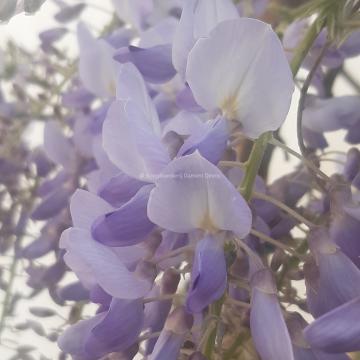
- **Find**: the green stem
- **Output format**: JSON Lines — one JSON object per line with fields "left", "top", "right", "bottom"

{"left": 240, "top": 131, "right": 271, "bottom": 201}
{"left": 204, "top": 296, "right": 225, "bottom": 359}
{"left": 290, "top": 20, "right": 323, "bottom": 76}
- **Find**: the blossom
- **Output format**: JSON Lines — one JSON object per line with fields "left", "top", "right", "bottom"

{"left": 186, "top": 18, "right": 294, "bottom": 138}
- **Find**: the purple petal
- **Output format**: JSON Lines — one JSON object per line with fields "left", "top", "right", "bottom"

{"left": 20, "top": 235, "right": 56, "bottom": 259}
{"left": 344, "top": 148, "right": 360, "bottom": 181}
{"left": 178, "top": 116, "right": 229, "bottom": 164}
{"left": 306, "top": 229, "right": 360, "bottom": 317}
{"left": 85, "top": 299, "right": 144, "bottom": 357}
{"left": 304, "top": 297, "right": 360, "bottom": 353}
{"left": 330, "top": 212, "right": 360, "bottom": 268}
{"left": 31, "top": 187, "right": 71, "bottom": 220}
{"left": 186, "top": 235, "right": 226, "bottom": 313}
{"left": 98, "top": 171, "right": 147, "bottom": 207}
{"left": 148, "top": 151, "right": 252, "bottom": 235}
{"left": 57, "top": 281, "right": 90, "bottom": 302}
{"left": 92, "top": 185, "right": 155, "bottom": 247}
{"left": 37, "top": 170, "right": 70, "bottom": 197}
{"left": 114, "top": 44, "right": 176, "bottom": 84}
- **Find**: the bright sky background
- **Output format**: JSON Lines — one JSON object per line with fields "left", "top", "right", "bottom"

{"left": 0, "top": 1, "right": 360, "bottom": 359}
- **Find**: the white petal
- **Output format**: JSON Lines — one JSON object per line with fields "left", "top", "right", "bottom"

{"left": 186, "top": 18, "right": 294, "bottom": 138}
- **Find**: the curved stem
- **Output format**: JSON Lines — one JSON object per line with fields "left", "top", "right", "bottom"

{"left": 297, "top": 42, "right": 331, "bottom": 157}
{"left": 290, "top": 20, "right": 323, "bottom": 76}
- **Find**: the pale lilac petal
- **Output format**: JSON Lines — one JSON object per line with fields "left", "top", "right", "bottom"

{"left": 162, "top": 111, "right": 206, "bottom": 139}
{"left": 148, "top": 151, "right": 252, "bottom": 235}
{"left": 304, "top": 297, "right": 360, "bottom": 353}
{"left": 102, "top": 100, "right": 169, "bottom": 180}
{"left": 172, "top": 0, "right": 239, "bottom": 78}
{"left": 60, "top": 228, "right": 151, "bottom": 299}
{"left": 78, "top": 23, "right": 118, "bottom": 97}
{"left": 92, "top": 185, "right": 155, "bottom": 247}
{"left": 186, "top": 235, "right": 226, "bottom": 313}
{"left": 43, "top": 122, "right": 76, "bottom": 170}
{"left": 186, "top": 18, "right": 294, "bottom": 138}
{"left": 70, "top": 189, "right": 113, "bottom": 231}
{"left": 116, "top": 63, "right": 160, "bottom": 133}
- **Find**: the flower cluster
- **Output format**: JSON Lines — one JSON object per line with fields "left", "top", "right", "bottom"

{"left": 1, "top": 0, "right": 360, "bottom": 359}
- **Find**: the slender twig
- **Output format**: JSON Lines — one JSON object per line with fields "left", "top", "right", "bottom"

{"left": 252, "top": 191, "right": 317, "bottom": 228}
{"left": 269, "top": 137, "right": 330, "bottom": 181}
{"left": 249, "top": 229, "right": 305, "bottom": 259}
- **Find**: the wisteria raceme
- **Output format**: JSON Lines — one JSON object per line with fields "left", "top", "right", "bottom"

{"left": 1, "top": 0, "right": 360, "bottom": 359}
